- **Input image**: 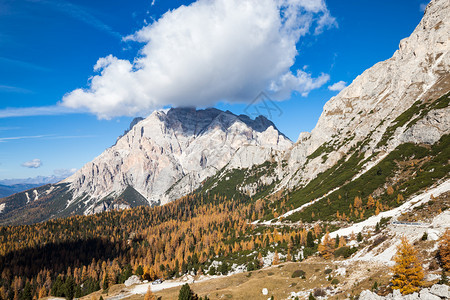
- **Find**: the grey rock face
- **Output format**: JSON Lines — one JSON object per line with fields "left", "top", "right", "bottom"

{"left": 400, "top": 108, "right": 450, "bottom": 145}
{"left": 359, "top": 284, "right": 449, "bottom": 300}
{"left": 359, "top": 290, "right": 384, "bottom": 300}
{"left": 429, "top": 284, "right": 449, "bottom": 298}
{"left": 419, "top": 289, "right": 441, "bottom": 300}
{"left": 62, "top": 107, "right": 292, "bottom": 213}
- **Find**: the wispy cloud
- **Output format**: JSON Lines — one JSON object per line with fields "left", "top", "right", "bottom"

{"left": 45, "top": 135, "right": 96, "bottom": 140}
{"left": 0, "top": 85, "right": 33, "bottom": 94}
{"left": 0, "top": 105, "right": 82, "bottom": 118}
{"left": 0, "top": 135, "right": 50, "bottom": 142}
{"left": 0, "top": 56, "right": 50, "bottom": 72}
{"left": 22, "top": 158, "right": 42, "bottom": 168}
{"left": 0, "top": 126, "right": 20, "bottom": 131}
{"left": 0, "top": 134, "right": 95, "bottom": 143}
{"left": 28, "top": 0, "right": 121, "bottom": 38}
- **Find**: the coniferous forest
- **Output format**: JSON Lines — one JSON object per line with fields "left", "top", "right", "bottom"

{"left": 0, "top": 193, "right": 330, "bottom": 300}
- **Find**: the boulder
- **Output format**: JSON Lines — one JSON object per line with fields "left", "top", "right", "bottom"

{"left": 124, "top": 275, "right": 142, "bottom": 287}
{"left": 426, "top": 229, "right": 440, "bottom": 241}
{"left": 392, "top": 289, "right": 403, "bottom": 300}
{"left": 429, "top": 284, "right": 449, "bottom": 298}
{"left": 419, "top": 289, "right": 440, "bottom": 300}
{"left": 359, "top": 290, "right": 384, "bottom": 300}
{"left": 402, "top": 292, "right": 420, "bottom": 300}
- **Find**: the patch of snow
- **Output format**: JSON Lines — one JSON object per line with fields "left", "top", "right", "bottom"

{"left": 25, "top": 192, "right": 30, "bottom": 203}
{"left": 130, "top": 274, "right": 220, "bottom": 294}
{"left": 425, "top": 273, "right": 441, "bottom": 281}
{"left": 335, "top": 267, "right": 346, "bottom": 276}
{"left": 0, "top": 203, "right": 5, "bottom": 213}
{"left": 287, "top": 290, "right": 311, "bottom": 299}
{"left": 362, "top": 241, "right": 398, "bottom": 266}
{"left": 347, "top": 240, "right": 358, "bottom": 247}
{"left": 432, "top": 210, "right": 450, "bottom": 228}
{"left": 33, "top": 189, "right": 39, "bottom": 201}
{"left": 329, "top": 179, "right": 450, "bottom": 239}
{"left": 278, "top": 186, "right": 340, "bottom": 219}
{"left": 352, "top": 153, "right": 389, "bottom": 181}
{"left": 46, "top": 186, "right": 55, "bottom": 195}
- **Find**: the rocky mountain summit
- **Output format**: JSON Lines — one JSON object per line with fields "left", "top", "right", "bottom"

{"left": 63, "top": 107, "right": 291, "bottom": 212}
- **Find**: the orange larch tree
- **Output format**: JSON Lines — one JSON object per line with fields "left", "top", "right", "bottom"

{"left": 391, "top": 237, "right": 424, "bottom": 294}
{"left": 439, "top": 229, "right": 450, "bottom": 270}
{"left": 318, "top": 233, "right": 334, "bottom": 260}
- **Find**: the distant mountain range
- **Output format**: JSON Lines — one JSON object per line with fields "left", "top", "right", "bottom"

{"left": 0, "top": 174, "right": 74, "bottom": 198}
{"left": 0, "top": 175, "right": 69, "bottom": 186}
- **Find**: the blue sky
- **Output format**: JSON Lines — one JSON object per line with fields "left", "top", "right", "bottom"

{"left": 0, "top": 0, "right": 429, "bottom": 180}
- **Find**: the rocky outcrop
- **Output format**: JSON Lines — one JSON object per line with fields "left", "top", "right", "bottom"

{"left": 124, "top": 275, "right": 142, "bottom": 287}
{"left": 399, "top": 107, "right": 450, "bottom": 145}
{"left": 359, "top": 284, "right": 449, "bottom": 300}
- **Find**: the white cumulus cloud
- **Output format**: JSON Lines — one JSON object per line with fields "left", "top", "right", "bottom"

{"left": 328, "top": 80, "right": 347, "bottom": 92}
{"left": 22, "top": 159, "right": 42, "bottom": 168}
{"left": 62, "top": 0, "right": 336, "bottom": 119}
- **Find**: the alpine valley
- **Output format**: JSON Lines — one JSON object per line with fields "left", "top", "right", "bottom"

{"left": 0, "top": 1, "right": 449, "bottom": 300}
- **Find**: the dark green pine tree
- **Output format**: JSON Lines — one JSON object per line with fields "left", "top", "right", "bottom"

{"left": 306, "top": 231, "right": 315, "bottom": 248}
{"left": 357, "top": 232, "right": 363, "bottom": 242}
{"left": 51, "top": 276, "right": 64, "bottom": 297}
{"left": 21, "top": 282, "right": 32, "bottom": 300}
{"left": 65, "top": 276, "right": 75, "bottom": 300}
{"left": 135, "top": 265, "right": 144, "bottom": 277}
{"left": 178, "top": 283, "right": 198, "bottom": 300}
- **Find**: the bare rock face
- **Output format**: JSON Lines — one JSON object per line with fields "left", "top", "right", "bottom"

{"left": 359, "top": 284, "right": 449, "bottom": 300}
{"left": 62, "top": 108, "right": 292, "bottom": 213}
{"left": 278, "top": 0, "right": 450, "bottom": 191}
{"left": 400, "top": 107, "right": 450, "bottom": 144}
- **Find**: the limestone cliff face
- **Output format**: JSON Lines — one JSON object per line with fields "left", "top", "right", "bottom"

{"left": 278, "top": 0, "right": 450, "bottom": 191}
{"left": 62, "top": 108, "right": 292, "bottom": 213}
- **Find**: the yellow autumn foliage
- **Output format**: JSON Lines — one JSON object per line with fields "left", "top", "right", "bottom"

{"left": 391, "top": 237, "right": 424, "bottom": 295}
